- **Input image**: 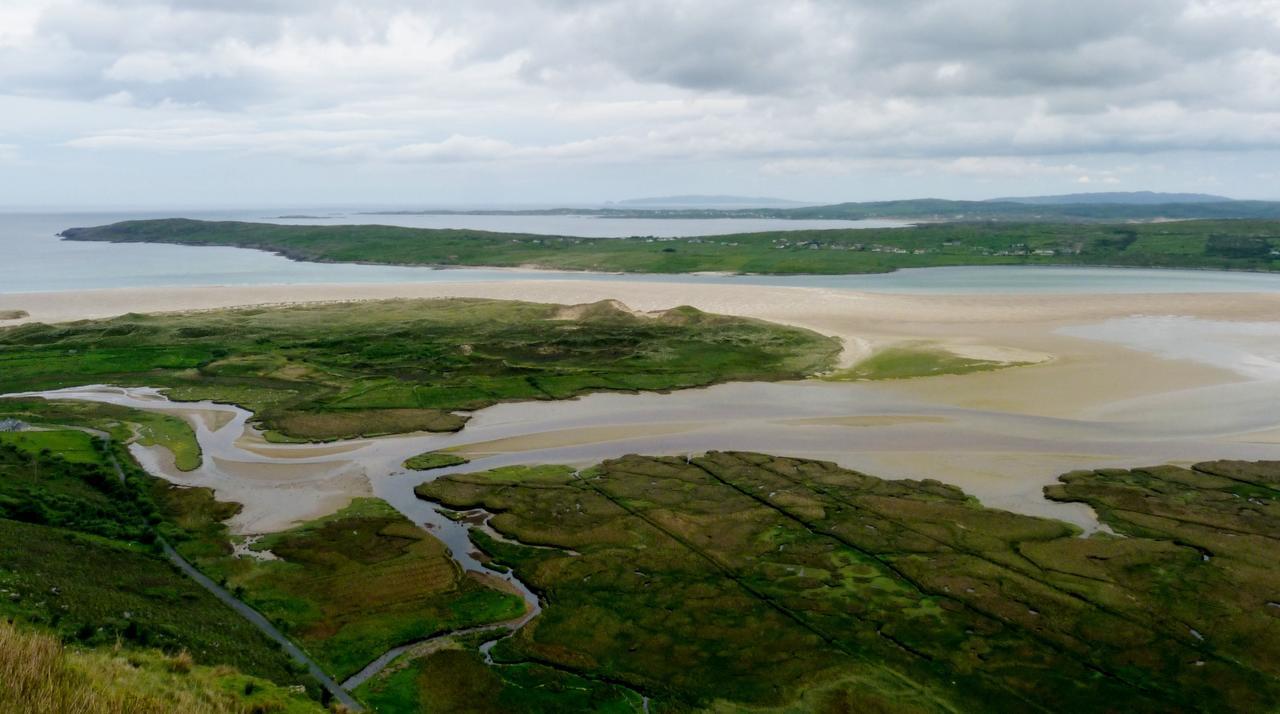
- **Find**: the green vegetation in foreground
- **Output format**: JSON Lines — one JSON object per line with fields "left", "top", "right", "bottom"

{"left": 0, "top": 298, "right": 838, "bottom": 441}
{"left": 403, "top": 451, "right": 469, "bottom": 471}
{"left": 356, "top": 634, "right": 644, "bottom": 714}
{"left": 62, "top": 217, "right": 1280, "bottom": 274}
{"left": 0, "top": 619, "right": 323, "bottom": 714}
{"left": 0, "top": 431, "right": 158, "bottom": 541}
{"left": 0, "top": 431, "right": 309, "bottom": 691}
{"left": 417, "top": 452, "right": 1280, "bottom": 713}
{"left": 166, "top": 495, "right": 526, "bottom": 681}
{"left": 0, "top": 397, "right": 201, "bottom": 471}
{"left": 828, "top": 345, "right": 1023, "bottom": 381}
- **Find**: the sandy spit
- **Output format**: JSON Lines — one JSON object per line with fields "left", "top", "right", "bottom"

{"left": 4, "top": 280, "right": 1275, "bottom": 419}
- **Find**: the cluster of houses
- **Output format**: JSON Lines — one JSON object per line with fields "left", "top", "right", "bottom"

{"left": 766, "top": 237, "right": 1082, "bottom": 257}
{"left": 769, "top": 238, "right": 927, "bottom": 254}
{"left": 0, "top": 418, "right": 27, "bottom": 433}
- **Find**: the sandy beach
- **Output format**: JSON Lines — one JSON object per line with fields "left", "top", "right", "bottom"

{"left": 5, "top": 279, "right": 1277, "bottom": 418}
{"left": 8, "top": 280, "right": 1280, "bottom": 532}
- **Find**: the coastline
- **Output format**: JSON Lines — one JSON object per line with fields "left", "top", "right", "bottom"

{"left": 7, "top": 281, "right": 1279, "bottom": 533}
{"left": 3, "top": 279, "right": 1273, "bottom": 419}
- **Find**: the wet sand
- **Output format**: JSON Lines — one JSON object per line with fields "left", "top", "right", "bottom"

{"left": 5, "top": 281, "right": 1280, "bottom": 534}
{"left": 5, "top": 280, "right": 1277, "bottom": 418}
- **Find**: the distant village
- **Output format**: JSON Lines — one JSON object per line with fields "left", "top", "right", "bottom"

{"left": 504, "top": 234, "right": 1086, "bottom": 257}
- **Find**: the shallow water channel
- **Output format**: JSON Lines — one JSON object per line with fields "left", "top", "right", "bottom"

{"left": 9, "top": 314, "right": 1280, "bottom": 688}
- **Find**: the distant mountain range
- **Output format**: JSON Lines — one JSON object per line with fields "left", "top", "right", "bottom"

{"left": 987, "top": 191, "right": 1234, "bottom": 205}
{"left": 364, "top": 191, "right": 1280, "bottom": 222}
{"left": 610, "top": 195, "right": 809, "bottom": 209}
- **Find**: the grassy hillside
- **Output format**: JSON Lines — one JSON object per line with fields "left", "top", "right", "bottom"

{"left": 0, "top": 619, "right": 323, "bottom": 714}
{"left": 417, "top": 453, "right": 1280, "bottom": 712}
{"left": 0, "top": 429, "right": 310, "bottom": 691}
{"left": 0, "top": 298, "right": 838, "bottom": 441}
{"left": 62, "top": 217, "right": 1280, "bottom": 274}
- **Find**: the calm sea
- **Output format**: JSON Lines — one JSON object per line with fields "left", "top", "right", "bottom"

{"left": 3, "top": 210, "right": 1280, "bottom": 295}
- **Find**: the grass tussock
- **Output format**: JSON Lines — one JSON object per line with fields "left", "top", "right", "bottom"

{"left": 0, "top": 619, "right": 322, "bottom": 714}
{"left": 827, "top": 345, "right": 1021, "bottom": 381}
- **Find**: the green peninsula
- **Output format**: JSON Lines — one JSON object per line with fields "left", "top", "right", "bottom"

{"left": 0, "top": 298, "right": 838, "bottom": 441}
{"left": 62, "top": 217, "right": 1280, "bottom": 274}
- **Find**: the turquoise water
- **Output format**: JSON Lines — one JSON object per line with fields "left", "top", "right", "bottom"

{"left": 4, "top": 210, "right": 1280, "bottom": 294}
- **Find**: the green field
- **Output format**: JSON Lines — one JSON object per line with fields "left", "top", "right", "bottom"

{"left": 417, "top": 452, "right": 1280, "bottom": 713}
{"left": 0, "top": 398, "right": 201, "bottom": 471}
{"left": 163, "top": 495, "right": 526, "bottom": 682}
{"left": 62, "top": 217, "right": 1280, "bottom": 274}
{"left": 0, "top": 298, "right": 838, "bottom": 441}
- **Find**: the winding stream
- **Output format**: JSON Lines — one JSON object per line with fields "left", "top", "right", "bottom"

{"left": 7, "top": 314, "right": 1280, "bottom": 692}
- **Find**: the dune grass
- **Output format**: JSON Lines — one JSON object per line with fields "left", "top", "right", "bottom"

{"left": 827, "top": 345, "right": 1020, "bottom": 381}
{"left": 0, "top": 619, "right": 323, "bottom": 714}
{"left": 418, "top": 452, "right": 1280, "bottom": 712}
{"left": 0, "top": 298, "right": 839, "bottom": 441}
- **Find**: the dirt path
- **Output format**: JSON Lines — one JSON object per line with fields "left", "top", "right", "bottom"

{"left": 99, "top": 445, "right": 363, "bottom": 711}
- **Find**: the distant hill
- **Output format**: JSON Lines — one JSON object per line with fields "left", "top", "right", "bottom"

{"left": 612, "top": 195, "right": 809, "bottom": 209}
{"left": 363, "top": 195, "right": 1280, "bottom": 222}
{"left": 988, "top": 191, "right": 1234, "bottom": 205}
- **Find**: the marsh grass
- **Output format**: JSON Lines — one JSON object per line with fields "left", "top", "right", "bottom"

{"left": 827, "top": 345, "right": 1020, "bottom": 381}
{"left": 167, "top": 496, "right": 526, "bottom": 681}
{"left": 357, "top": 645, "right": 644, "bottom": 714}
{"left": 419, "top": 452, "right": 1280, "bottom": 712}
{"left": 403, "top": 451, "right": 469, "bottom": 471}
{"left": 0, "top": 298, "right": 838, "bottom": 441}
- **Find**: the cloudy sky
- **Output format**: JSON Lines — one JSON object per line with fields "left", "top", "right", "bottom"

{"left": 2, "top": 0, "right": 1279, "bottom": 207}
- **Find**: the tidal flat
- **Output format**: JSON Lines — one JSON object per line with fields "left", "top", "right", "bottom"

{"left": 0, "top": 297, "right": 839, "bottom": 441}
{"left": 3, "top": 285, "right": 1280, "bottom": 712}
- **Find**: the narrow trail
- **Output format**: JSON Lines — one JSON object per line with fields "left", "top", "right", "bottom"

{"left": 159, "top": 541, "right": 362, "bottom": 711}
{"left": 100, "top": 443, "right": 364, "bottom": 711}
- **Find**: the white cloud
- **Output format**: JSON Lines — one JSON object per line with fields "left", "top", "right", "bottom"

{"left": 3, "top": 0, "right": 1280, "bottom": 202}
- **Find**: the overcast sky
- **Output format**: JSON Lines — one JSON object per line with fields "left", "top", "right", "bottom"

{"left": 2, "top": 0, "right": 1279, "bottom": 208}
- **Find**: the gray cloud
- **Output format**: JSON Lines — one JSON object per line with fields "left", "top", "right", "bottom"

{"left": 2, "top": 0, "right": 1279, "bottom": 203}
